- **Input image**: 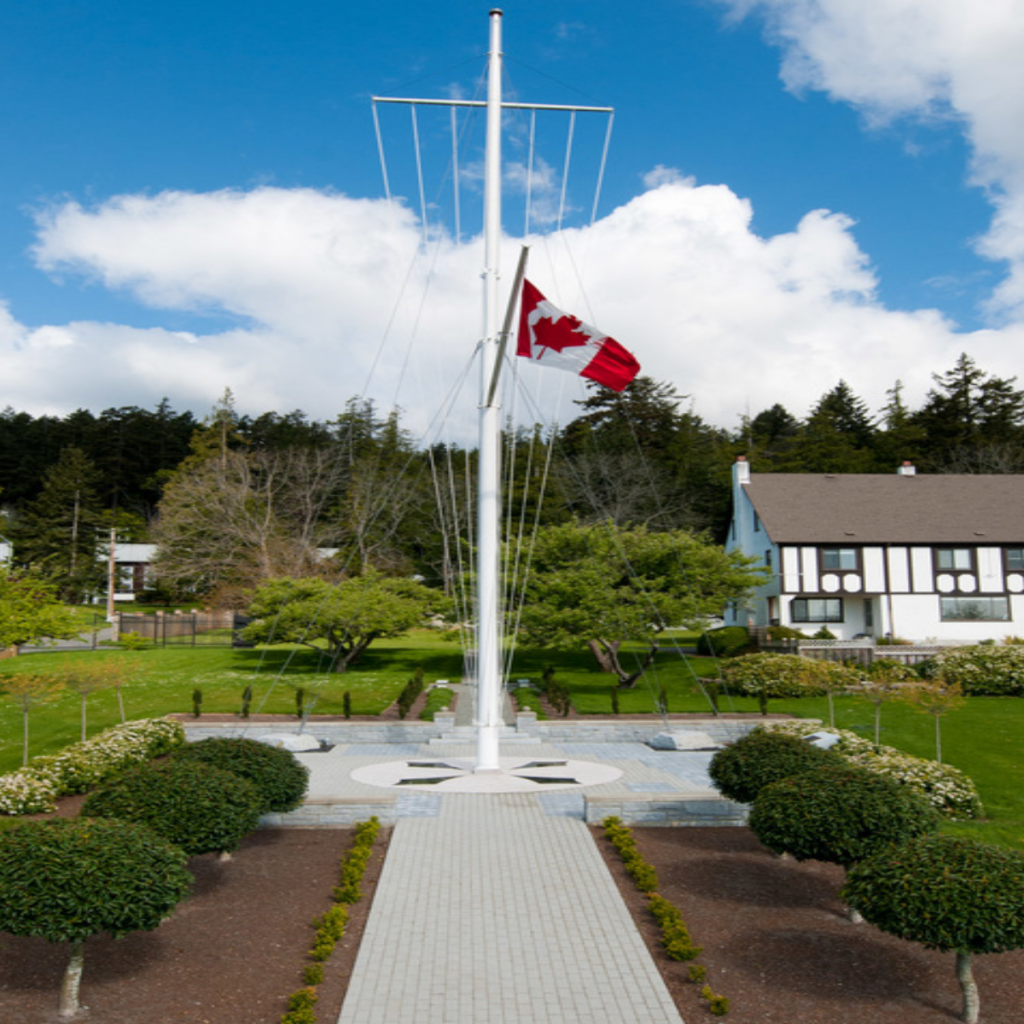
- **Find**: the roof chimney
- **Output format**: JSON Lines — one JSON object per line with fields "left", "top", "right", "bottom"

{"left": 897, "top": 461, "right": 916, "bottom": 476}
{"left": 734, "top": 455, "right": 751, "bottom": 485}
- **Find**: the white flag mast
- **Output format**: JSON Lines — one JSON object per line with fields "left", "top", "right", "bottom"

{"left": 373, "top": 10, "right": 612, "bottom": 773}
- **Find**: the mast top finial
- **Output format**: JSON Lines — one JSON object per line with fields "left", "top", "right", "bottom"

{"left": 490, "top": 8, "right": 503, "bottom": 16}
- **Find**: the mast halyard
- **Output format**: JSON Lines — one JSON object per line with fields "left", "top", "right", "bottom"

{"left": 474, "top": 7, "right": 505, "bottom": 772}
{"left": 371, "top": 11, "right": 613, "bottom": 774}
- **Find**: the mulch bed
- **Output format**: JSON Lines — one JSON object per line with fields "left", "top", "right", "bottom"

{"left": 597, "top": 825, "right": 1024, "bottom": 1024}
{"left": 0, "top": 826, "right": 388, "bottom": 1024}
{"left": 4, "top": 803, "right": 1022, "bottom": 1022}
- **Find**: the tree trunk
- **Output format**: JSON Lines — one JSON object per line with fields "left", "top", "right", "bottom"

{"left": 957, "top": 950, "right": 979, "bottom": 1024}
{"left": 59, "top": 940, "right": 85, "bottom": 1017}
{"left": 586, "top": 639, "right": 619, "bottom": 674}
{"left": 615, "top": 644, "right": 660, "bottom": 689}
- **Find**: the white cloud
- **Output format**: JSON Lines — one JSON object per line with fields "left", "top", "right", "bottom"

{"left": 716, "top": 0, "right": 1024, "bottom": 317}
{"left": 6, "top": 178, "right": 1019, "bottom": 442}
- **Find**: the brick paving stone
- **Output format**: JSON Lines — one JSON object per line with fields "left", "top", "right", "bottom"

{"left": 336, "top": 793, "right": 684, "bottom": 1024}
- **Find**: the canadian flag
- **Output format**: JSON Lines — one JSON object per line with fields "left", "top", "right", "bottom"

{"left": 517, "top": 279, "right": 640, "bottom": 392}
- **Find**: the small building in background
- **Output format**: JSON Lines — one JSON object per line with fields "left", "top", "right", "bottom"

{"left": 725, "top": 457, "right": 1024, "bottom": 643}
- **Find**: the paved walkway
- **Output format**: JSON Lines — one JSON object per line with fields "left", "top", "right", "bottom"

{"left": 336, "top": 792, "right": 685, "bottom": 1024}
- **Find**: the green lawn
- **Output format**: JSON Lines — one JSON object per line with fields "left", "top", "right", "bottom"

{"left": 0, "top": 630, "right": 466, "bottom": 774}
{"left": 2, "top": 635, "right": 1022, "bottom": 851}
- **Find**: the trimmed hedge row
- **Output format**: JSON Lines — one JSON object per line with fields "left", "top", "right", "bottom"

{"left": 0, "top": 717, "right": 186, "bottom": 815}
{"left": 281, "top": 817, "right": 382, "bottom": 1024}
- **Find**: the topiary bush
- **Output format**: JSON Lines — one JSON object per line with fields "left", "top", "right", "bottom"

{"left": 842, "top": 835, "right": 1024, "bottom": 1024}
{"left": 0, "top": 817, "right": 192, "bottom": 1016}
{"left": 749, "top": 763, "right": 941, "bottom": 868}
{"left": 708, "top": 728, "right": 845, "bottom": 804}
{"left": 696, "top": 626, "right": 750, "bottom": 657}
{"left": 82, "top": 759, "right": 262, "bottom": 856}
{"left": 170, "top": 737, "right": 309, "bottom": 814}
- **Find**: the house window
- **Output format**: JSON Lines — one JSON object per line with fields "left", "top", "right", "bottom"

{"left": 935, "top": 548, "right": 973, "bottom": 571}
{"left": 765, "top": 550, "right": 772, "bottom": 570}
{"left": 1005, "top": 548, "right": 1024, "bottom": 571}
{"left": 791, "top": 598, "right": 844, "bottom": 623}
{"left": 940, "top": 596, "right": 1010, "bottom": 621}
{"left": 821, "top": 547, "right": 858, "bottom": 571}
{"left": 753, "top": 511, "right": 761, "bottom": 533}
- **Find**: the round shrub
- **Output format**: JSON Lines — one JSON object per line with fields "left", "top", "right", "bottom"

{"left": 696, "top": 626, "right": 750, "bottom": 657}
{"left": 843, "top": 834, "right": 1024, "bottom": 952}
{"left": 170, "top": 736, "right": 310, "bottom": 814}
{"left": 842, "top": 835, "right": 1024, "bottom": 1024}
{"left": 0, "top": 817, "right": 192, "bottom": 942}
{"left": 708, "top": 728, "right": 845, "bottom": 804}
{"left": 82, "top": 759, "right": 262, "bottom": 856}
{"left": 721, "top": 653, "right": 859, "bottom": 699}
{"left": 749, "top": 763, "right": 941, "bottom": 867}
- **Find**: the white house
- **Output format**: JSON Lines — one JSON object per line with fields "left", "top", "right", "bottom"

{"left": 0, "top": 534, "right": 11, "bottom": 565}
{"left": 724, "top": 457, "right": 1024, "bottom": 643}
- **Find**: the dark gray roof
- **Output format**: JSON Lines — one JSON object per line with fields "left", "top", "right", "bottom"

{"left": 744, "top": 473, "right": 1024, "bottom": 544}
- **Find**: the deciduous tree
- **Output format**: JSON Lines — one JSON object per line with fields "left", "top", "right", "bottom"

{"left": 0, "top": 571, "right": 80, "bottom": 654}
{"left": 517, "top": 522, "right": 768, "bottom": 687}
{"left": 242, "top": 571, "right": 441, "bottom": 672}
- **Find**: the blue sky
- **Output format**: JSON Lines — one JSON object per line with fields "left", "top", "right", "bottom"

{"left": 0, "top": 1, "right": 1020, "bottom": 440}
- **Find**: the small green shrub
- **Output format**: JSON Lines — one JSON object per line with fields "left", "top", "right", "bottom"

{"left": 82, "top": 759, "right": 262, "bottom": 856}
{"left": 765, "top": 625, "right": 806, "bottom": 642}
{"left": 118, "top": 630, "right": 151, "bottom": 651}
{"left": 191, "top": 687, "right": 203, "bottom": 718}
{"left": 696, "top": 626, "right": 749, "bottom": 657}
{"left": 420, "top": 686, "right": 454, "bottom": 721}
{"left": 708, "top": 729, "right": 845, "bottom": 804}
{"left": 241, "top": 684, "right": 253, "bottom": 718}
{"left": 688, "top": 964, "right": 707, "bottom": 984}
{"left": 539, "top": 665, "right": 572, "bottom": 716}
{"left": 281, "top": 987, "right": 318, "bottom": 1024}
{"left": 302, "top": 963, "right": 324, "bottom": 986}
{"left": 342, "top": 690, "right": 352, "bottom": 720}
{"left": 171, "top": 737, "right": 310, "bottom": 814}
{"left": 396, "top": 667, "right": 426, "bottom": 719}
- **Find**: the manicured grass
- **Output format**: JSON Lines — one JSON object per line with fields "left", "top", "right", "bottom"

{"left": 3, "top": 631, "right": 1022, "bottom": 851}
{"left": 0, "top": 630, "right": 466, "bottom": 774}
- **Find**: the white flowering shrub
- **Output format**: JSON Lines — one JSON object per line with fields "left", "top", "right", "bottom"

{"left": 722, "top": 654, "right": 860, "bottom": 698}
{"left": 0, "top": 717, "right": 185, "bottom": 815}
{"left": 764, "top": 721, "right": 983, "bottom": 819}
{"left": 924, "top": 645, "right": 1024, "bottom": 695}
{"left": 0, "top": 770, "right": 59, "bottom": 815}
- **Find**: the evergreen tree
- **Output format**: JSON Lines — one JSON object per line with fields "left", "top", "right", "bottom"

{"left": 13, "top": 448, "right": 105, "bottom": 602}
{"left": 913, "top": 354, "right": 1024, "bottom": 471}
{"left": 777, "top": 381, "right": 879, "bottom": 473}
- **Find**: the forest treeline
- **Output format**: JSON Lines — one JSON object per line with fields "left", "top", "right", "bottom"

{"left": 1, "top": 353, "right": 1023, "bottom": 603}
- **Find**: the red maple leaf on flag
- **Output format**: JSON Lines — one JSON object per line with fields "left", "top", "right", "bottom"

{"left": 532, "top": 313, "right": 589, "bottom": 353}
